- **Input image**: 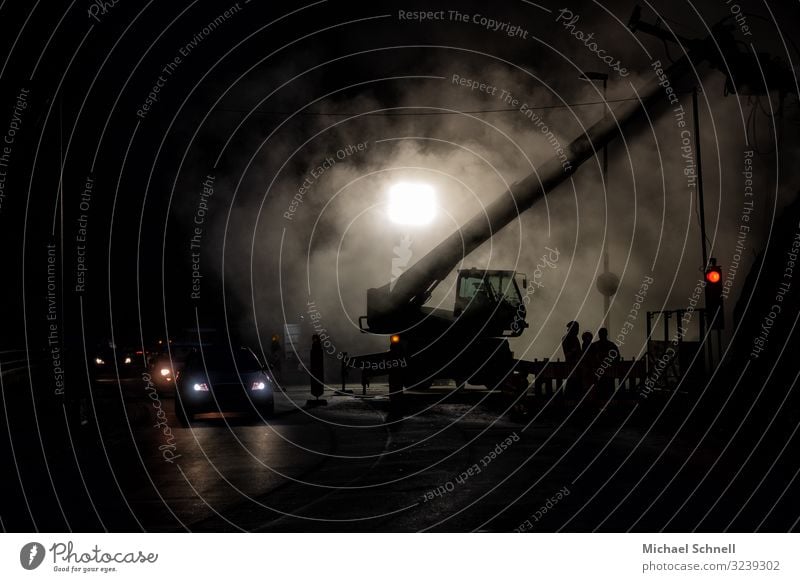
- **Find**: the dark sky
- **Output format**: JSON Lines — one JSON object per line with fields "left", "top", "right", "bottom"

{"left": 0, "top": 0, "right": 798, "bottom": 364}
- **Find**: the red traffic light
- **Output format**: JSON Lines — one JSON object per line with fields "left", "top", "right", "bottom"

{"left": 704, "top": 262, "right": 724, "bottom": 330}
{"left": 705, "top": 269, "right": 721, "bottom": 284}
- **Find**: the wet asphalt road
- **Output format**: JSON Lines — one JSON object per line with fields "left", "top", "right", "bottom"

{"left": 2, "top": 369, "right": 799, "bottom": 532}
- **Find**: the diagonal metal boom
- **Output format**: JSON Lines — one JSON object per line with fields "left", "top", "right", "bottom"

{"left": 382, "top": 50, "right": 702, "bottom": 313}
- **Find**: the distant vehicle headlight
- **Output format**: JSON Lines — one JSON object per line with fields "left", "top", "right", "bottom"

{"left": 124, "top": 357, "right": 132, "bottom": 364}
{"left": 95, "top": 358, "right": 105, "bottom": 365}
{"left": 251, "top": 381, "right": 266, "bottom": 391}
{"left": 193, "top": 383, "right": 209, "bottom": 392}
{"left": 160, "top": 368, "right": 170, "bottom": 377}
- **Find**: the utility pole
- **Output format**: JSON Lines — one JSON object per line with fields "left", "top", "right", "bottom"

{"left": 692, "top": 86, "right": 722, "bottom": 369}
{"left": 581, "top": 71, "right": 615, "bottom": 331}
{"left": 692, "top": 87, "right": 709, "bottom": 270}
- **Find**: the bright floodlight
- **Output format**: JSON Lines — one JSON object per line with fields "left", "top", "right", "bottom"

{"left": 388, "top": 182, "right": 436, "bottom": 226}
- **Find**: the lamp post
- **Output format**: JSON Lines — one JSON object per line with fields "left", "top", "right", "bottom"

{"left": 580, "top": 71, "right": 615, "bottom": 330}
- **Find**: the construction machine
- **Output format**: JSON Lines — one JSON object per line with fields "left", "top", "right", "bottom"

{"left": 348, "top": 7, "right": 769, "bottom": 391}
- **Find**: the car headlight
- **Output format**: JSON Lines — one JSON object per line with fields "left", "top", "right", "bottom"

{"left": 251, "top": 381, "right": 266, "bottom": 391}
{"left": 95, "top": 358, "right": 105, "bottom": 365}
{"left": 193, "top": 383, "right": 209, "bottom": 392}
{"left": 124, "top": 357, "right": 132, "bottom": 364}
{"left": 160, "top": 368, "right": 170, "bottom": 377}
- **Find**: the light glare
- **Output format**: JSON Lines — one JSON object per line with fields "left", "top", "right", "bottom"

{"left": 388, "top": 182, "right": 436, "bottom": 226}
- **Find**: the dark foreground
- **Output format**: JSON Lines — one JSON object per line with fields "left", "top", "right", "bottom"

{"left": 1, "top": 367, "right": 799, "bottom": 532}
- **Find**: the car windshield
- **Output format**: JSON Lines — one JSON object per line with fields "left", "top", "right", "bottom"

{"left": 187, "top": 348, "right": 262, "bottom": 372}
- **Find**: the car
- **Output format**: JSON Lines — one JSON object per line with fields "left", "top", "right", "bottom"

{"left": 93, "top": 342, "right": 146, "bottom": 378}
{"left": 148, "top": 329, "right": 222, "bottom": 388}
{"left": 174, "top": 346, "right": 275, "bottom": 426}
{"left": 148, "top": 342, "right": 194, "bottom": 388}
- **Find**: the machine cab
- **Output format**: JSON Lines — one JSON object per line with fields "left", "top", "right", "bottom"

{"left": 453, "top": 269, "right": 528, "bottom": 337}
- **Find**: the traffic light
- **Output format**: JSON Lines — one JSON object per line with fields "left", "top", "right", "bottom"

{"left": 704, "top": 262, "right": 724, "bottom": 330}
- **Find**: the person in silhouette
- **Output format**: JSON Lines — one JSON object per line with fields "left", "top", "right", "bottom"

{"left": 562, "top": 321, "right": 581, "bottom": 397}
{"left": 581, "top": 330, "right": 595, "bottom": 395}
{"left": 593, "top": 328, "right": 620, "bottom": 399}
{"left": 310, "top": 334, "right": 324, "bottom": 400}
{"left": 562, "top": 321, "right": 581, "bottom": 360}
{"left": 361, "top": 368, "right": 370, "bottom": 395}
{"left": 581, "top": 331, "right": 594, "bottom": 353}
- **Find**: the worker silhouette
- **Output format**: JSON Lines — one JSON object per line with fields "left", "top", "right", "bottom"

{"left": 581, "top": 330, "right": 595, "bottom": 395}
{"left": 310, "top": 334, "right": 324, "bottom": 399}
{"left": 581, "top": 331, "right": 593, "bottom": 353}
{"left": 361, "top": 368, "right": 370, "bottom": 395}
{"left": 340, "top": 352, "right": 349, "bottom": 393}
{"left": 593, "top": 328, "right": 620, "bottom": 399}
{"left": 562, "top": 321, "right": 581, "bottom": 398}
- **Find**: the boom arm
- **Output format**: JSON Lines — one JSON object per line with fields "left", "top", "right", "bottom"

{"left": 382, "top": 48, "right": 705, "bottom": 314}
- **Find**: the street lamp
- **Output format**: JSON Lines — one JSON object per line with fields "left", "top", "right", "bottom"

{"left": 386, "top": 181, "right": 437, "bottom": 292}
{"left": 387, "top": 182, "right": 437, "bottom": 226}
